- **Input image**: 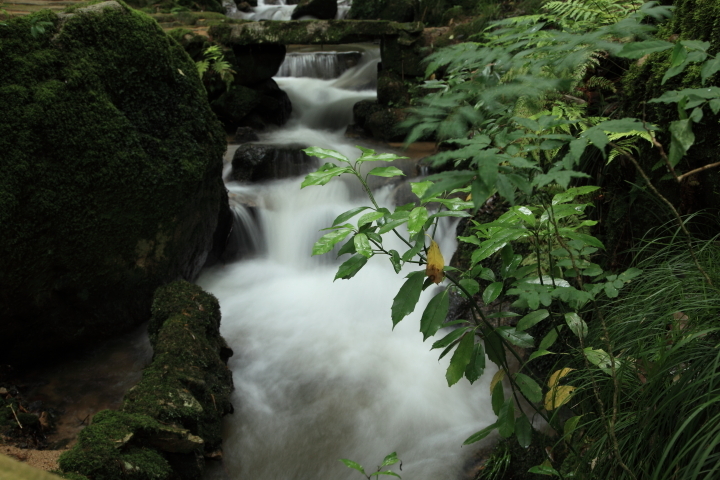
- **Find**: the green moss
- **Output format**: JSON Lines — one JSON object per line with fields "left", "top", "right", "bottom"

{"left": 0, "top": 2, "right": 226, "bottom": 364}
{"left": 59, "top": 411, "right": 172, "bottom": 480}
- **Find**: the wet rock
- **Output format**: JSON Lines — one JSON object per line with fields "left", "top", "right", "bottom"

{"left": 234, "top": 127, "right": 260, "bottom": 143}
{"left": 231, "top": 144, "right": 316, "bottom": 182}
{"left": 230, "top": 43, "right": 287, "bottom": 86}
{"left": 291, "top": 0, "right": 337, "bottom": 19}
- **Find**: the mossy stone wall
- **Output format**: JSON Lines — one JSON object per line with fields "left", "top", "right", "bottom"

{"left": 0, "top": 1, "right": 227, "bottom": 365}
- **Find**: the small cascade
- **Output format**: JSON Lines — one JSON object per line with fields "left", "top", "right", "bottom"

{"left": 226, "top": 0, "right": 350, "bottom": 21}
{"left": 276, "top": 51, "right": 362, "bottom": 79}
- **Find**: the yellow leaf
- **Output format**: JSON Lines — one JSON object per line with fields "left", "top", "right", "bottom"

{"left": 177, "top": 68, "right": 185, "bottom": 76}
{"left": 466, "top": 193, "right": 472, "bottom": 202}
{"left": 426, "top": 239, "right": 444, "bottom": 284}
{"left": 490, "top": 369, "right": 505, "bottom": 394}
{"left": 544, "top": 385, "right": 575, "bottom": 410}
{"left": 548, "top": 368, "right": 574, "bottom": 388}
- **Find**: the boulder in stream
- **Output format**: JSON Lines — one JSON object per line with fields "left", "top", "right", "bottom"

{"left": 0, "top": 2, "right": 227, "bottom": 365}
{"left": 230, "top": 144, "right": 316, "bottom": 182}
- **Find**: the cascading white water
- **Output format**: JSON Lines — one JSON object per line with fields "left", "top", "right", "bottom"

{"left": 225, "top": 0, "right": 351, "bottom": 21}
{"left": 199, "top": 45, "right": 497, "bottom": 480}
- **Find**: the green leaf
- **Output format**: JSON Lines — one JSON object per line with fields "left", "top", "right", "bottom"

{"left": 354, "top": 233, "right": 373, "bottom": 258}
{"left": 301, "top": 165, "right": 352, "bottom": 188}
{"left": 391, "top": 271, "right": 426, "bottom": 327}
{"left": 538, "top": 327, "right": 561, "bottom": 351}
{"left": 401, "top": 233, "right": 425, "bottom": 262}
{"left": 381, "top": 452, "right": 400, "bottom": 467}
{"left": 558, "top": 230, "right": 605, "bottom": 250}
{"left": 428, "top": 210, "right": 471, "bottom": 220}
{"left": 304, "top": 147, "right": 349, "bottom": 163}
{"left": 421, "top": 171, "right": 475, "bottom": 200}
{"left": 458, "top": 279, "right": 480, "bottom": 297}
{"left": 710, "top": 99, "right": 720, "bottom": 115}
{"left": 491, "top": 379, "right": 504, "bottom": 416}
{"left": 446, "top": 332, "right": 475, "bottom": 386}
{"left": 618, "top": 267, "right": 642, "bottom": 282}
{"left": 482, "top": 282, "right": 504, "bottom": 304}
{"left": 407, "top": 207, "right": 429, "bottom": 235}
{"left": 357, "top": 151, "right": 403, "bottom": 162}
{"left": 339, "top": 459, "right": 366, "bottom": 475}
{"left": 337, "top": 238, "right": 357, "bottom": 257}
{"left": 514, "top": 373, "right": 542, "bottom": 403}
{"left": 528, "top": 465, "right": 560, "bottom": 476}
{"left": 616, "top": 39, "right": 674, "bottom": 59}
{"left": 357, "top": 211, "right": 385, "bottom": 228}
{"left": 662, "top": 42, "right": 689, "bottom": 85}
{"left": 564, "top": 312, "right": 588, "bottom": 339}
{"left": 668, "top": 119, "right": 695, "bottom": 167}
{"left": 515, "top": 414, "right": 532, "bottom": 448}
{"left": 378, "top": 218, "right": 408, "bottom": 234}
{"left": 563, "top": 416, "right": 582, "bottom": 442}
{"left": 313, "top": 228, "right": 353, "bottom": 255}
{"left": 432, "top": 326, "right": 470, "bottom": 350}
{"left": 484, "top": 329, "right": 506, "bottom": 366}
{"left": 496, "top": 326, "right": 534, "bottom": 348}
{"left": 334, "top": 254, "right": 368, "bottom": 281}
{"left": 604, "top": 282, "right": 619, "bottom": 298}
{"left": 464, "top": 342, "right": 486, "bottom": 384}
{"left": 411, "top": 180, "right": 433, "bottom": 198}
{"left": 528, "top": 349, "right": 554, "bottom": 362}
{"left": 516, "top": 309, "right": 549, "bottom": 332}
{"left": 333, "top": 207, "right": 370, "bottom": 227}
{"left": 368, "top": 166, "right": 406, "bottom": 177}
{"left": 497, "top": 399, "right": 515, "bottom": 438}
{"left": 420, "top": 289, "right": 450, "bottom": 340}
{"left": 389, "top": 250, "right": 402, "bottom": 273}
{"left": 463, "top": 422, "right": 497, "bottom": 445}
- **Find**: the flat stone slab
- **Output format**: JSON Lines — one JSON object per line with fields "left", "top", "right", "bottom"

{"left": 210, "top": 19, "right": 424, "bottom": 45}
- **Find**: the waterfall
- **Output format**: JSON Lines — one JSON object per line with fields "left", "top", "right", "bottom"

{"left": 225, "top": 0, "right": 351, "bottom": 21}
{"left": 200, "top": 45, "right": 497, "bottom": 480}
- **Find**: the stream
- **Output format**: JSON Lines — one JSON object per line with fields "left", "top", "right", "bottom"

{"left": 198, "top": 45, "right": 498, "bottom": 480}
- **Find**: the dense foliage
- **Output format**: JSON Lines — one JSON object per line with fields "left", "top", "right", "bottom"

{"left": 304, "top": 1, "right": 720, "bottom": 479}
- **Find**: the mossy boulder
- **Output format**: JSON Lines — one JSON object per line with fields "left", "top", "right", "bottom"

{"left": 348, "top": 0, "right": 414, "bottom": 22}
{"left": 0, "top": 2, "right": 227, "bottom": 365}
{"left": 291, "top": 0, "right": 337, "bottom": 20}
{"left": 60, "top": 281, "right": 234, "bottom": 480}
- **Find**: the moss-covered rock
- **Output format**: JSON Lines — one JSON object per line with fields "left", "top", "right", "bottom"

{"left": 291, "top": 0, "right": 337, "bottom": 20}
{"left": 0, "top": 2, "right": 227, "bottom": 365}
{"left": 59, "top": 281, "right": 234, "bottom": 480}
{"left": 348, "top": 0, "right": 414, "bottom": 22}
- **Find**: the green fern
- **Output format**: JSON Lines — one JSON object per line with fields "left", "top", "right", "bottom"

{"left": 544, "top": 0, "right": 643, "bottom": 30}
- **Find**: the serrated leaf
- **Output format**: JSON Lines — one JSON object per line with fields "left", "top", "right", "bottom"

{"left": 368, "top": 166, "right": 406, "bottom": 177}
{"left": 426, "top": 239, "right": 444, "bottom": 284}
{"left": 463, "top": 422, "right": 497, "bottom": 445}
{"left": 515, "top": 414, "right": 532, "bottom": 448}
{"left": 516, "top": 309, "right": 549, "bottom": 332}
{"left": 391, "top": 271, "right": 425, "bottom": 327}
{"left": 421, "top": 171, "right": 476, "bottom": 200}
{"left": 482, "top": 282, "right": 504, "bottom": 304}
{"left": 334, "top": 254, "right": 368, "bottom": 281}
{"left": 354, "top": 233, "right": 372, "bottom": 258}
{"left": 339, "top": 459, "right": 366, "bottom": 475}
{"left": 497, "top": 399, "right": 515, "bottom": 437}
{"left": 496, "top": 326, "right": 534, "bottom": 348}
{"left": 515, "top": 373, "right": 542, "bottom": 403}
{"left": 465, "top": 342, "right": 486, "bottom": 384}
{"left": 432, "top": 326, "right": 470, "bottom": 350}
{"left": 407, "top": 207, "right": 429, "bottom": 235}
{"left": 491, "top": 374, "right": 505, "bottom": 416}
{"left": 332, "top": 206, "right": 370, "bottom": 227}
{"left": 313, "top": 228, "right": 353, "bottom": 255}
{"left": 564, "top": 312, "right": 587, "bottom": 339}
{"left": 304, "top": 147, "right": 349, "bottom": 163}
{"left": 357, "top": 211, "right": 385, "bottom": 227}
{"left": 484, "top": 329, "right": 506, "bottom": 366}
{"left": 389, "top": 250, "right": 402, "bottom": 273}
{"left": 446, "top": 332, "right": 475, "bottom": 386}
{"left": 420, "top": 289, "right": 450, "bottom": 340}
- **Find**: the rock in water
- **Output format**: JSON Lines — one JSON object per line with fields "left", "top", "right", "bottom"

{"left": 0, "top": 2, "right": 227, "bottom": 365}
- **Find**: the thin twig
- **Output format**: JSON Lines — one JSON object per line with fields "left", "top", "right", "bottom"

{"left": 676, "top": 161, "right": 720, "bottom": 182}
{"left": 610, "top": 143, "right": 714, "bottom": 287}
{"left": 7, "top": 403, "right": 22, "bottom": 429}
